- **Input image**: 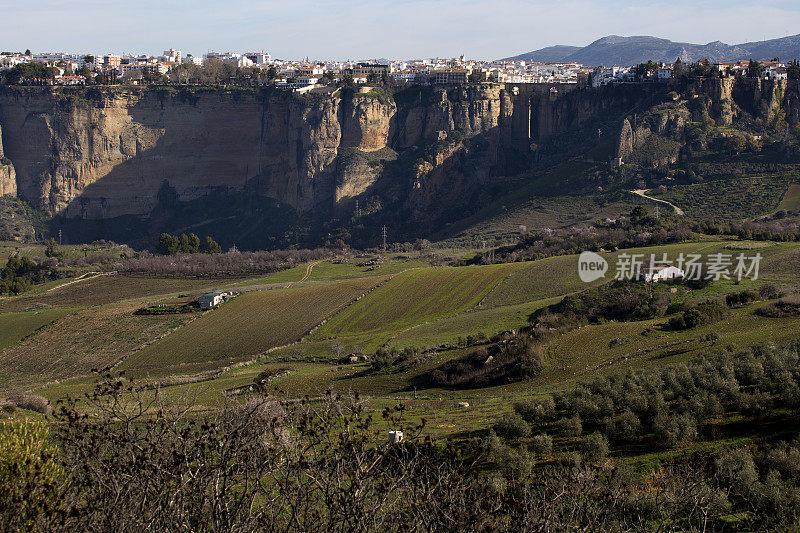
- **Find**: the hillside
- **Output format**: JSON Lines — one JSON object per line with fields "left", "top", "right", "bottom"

{"left": 505, "top": 33, "right": 800, "bottom": 65}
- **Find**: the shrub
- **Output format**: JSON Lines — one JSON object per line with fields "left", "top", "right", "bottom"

{"left": 528, "top": 433, "right": 553, "bottom": 456}
{"left": 6, "top": 393, "right": 51, "bottom": 415}
{"left": 581, "top": 432, "right": 609, "bottom": 462}
{"left": 513, "top": 396, "right": 555, "bottom": 424}
{"left": 494, "top": 443, "right": 534, "bottom": 480}
{"left": 493, "top": 412, "right": 531, "bottom": 440}
{"left": 558, "top": 414, "right": 583, "bottom": 437}
{"left": 0, "top": 420, "right": 66, "bottom": 530}
{"left": 668, "top": 300, "right": 728, "bottom": 330}
{"left": 725, "top": 290, "right": 760, "bottom": 308}
{"left": 652, "top": 412, "right": 697, "bottom": 447}
{"left": 759, "top": 283, "right": 784, "bottom": 300}
{"left": 758, "top": 293, "right": 800, "bottom": 318}
{"left": 614, "top": 409, "right": 641, "bottom": 440}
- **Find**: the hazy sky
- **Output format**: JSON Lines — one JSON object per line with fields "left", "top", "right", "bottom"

{"left": 2, "top": 0, "right": 800, "bottom": 60}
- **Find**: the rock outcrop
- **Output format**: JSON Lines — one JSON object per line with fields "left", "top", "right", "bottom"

{"left": 0, "top": 123, "right": 16, "bottom": 197}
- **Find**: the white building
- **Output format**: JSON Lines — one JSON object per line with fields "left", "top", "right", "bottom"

{"left": 182, "top": 55, "right": 203, "bottom": 66}
{"left": 198, "top": 291, "right": 228, "bottom": 308}
{"left": 642, "top": 264, "right": 685, "bottom": 283}
{"left": 161, "top": 49, "right": 182, "bottom": 63}
{"left": 435, "top": 68, "right": 471, "bottom": 85}
{"left": 657, "top": 68, "right": 673, "bottom": 80}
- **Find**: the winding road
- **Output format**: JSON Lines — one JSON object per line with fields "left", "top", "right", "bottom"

{"left": 631, "top": 189, "right": 685, "bottom": 216}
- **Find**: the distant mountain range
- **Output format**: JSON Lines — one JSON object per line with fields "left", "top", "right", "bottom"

{"left": 504, "top": 34, "right": 800, "bottom": 66}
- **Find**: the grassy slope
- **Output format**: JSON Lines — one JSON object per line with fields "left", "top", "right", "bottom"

{"left": 0, "top": 308, "right": 74, "bottom": 352}
{"left": 310, "top": 264, "right": 522, "bottom": 348}
{"left": 650, "top": 177, "right": 790, "bottom": 220}
{"left": 778, "top": 184, "right": 800, "bottom": 212}
{"left": 0, "top": 274, "right": 225, "bottom": 313}
{"left": 482, "top": 241, "right": 715, "bottom": 308}
{"left": 0, "top": 301, "right": 195, "bottom": 394}
{"left": 34, "top": 241, "right": 800, "bottom": 442}
{"left": 388, "top": 298, "right": 559, "bottom": 350}
{"left": 120, "top": 276, "right": 386, "bottom": 376}
{"left": 234, "top": 258, "right": 429, "bottom": 286}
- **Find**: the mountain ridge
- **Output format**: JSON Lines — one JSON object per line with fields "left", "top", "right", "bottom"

{"left": 504, "top": 33, "right": 800, "bottom": 65}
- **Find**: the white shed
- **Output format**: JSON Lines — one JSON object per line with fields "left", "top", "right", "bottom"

{"left": 198, "top": 291, "right": 227, "bottom": 308}
{"left": 642, "top": 265, "right": 684, "bottom": 283}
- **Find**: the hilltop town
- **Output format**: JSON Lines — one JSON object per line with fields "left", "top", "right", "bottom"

{"left": 3, "top": 47, "right": 798, "bottom": 90}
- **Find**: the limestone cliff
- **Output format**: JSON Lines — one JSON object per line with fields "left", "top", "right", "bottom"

{"left": 0, "top": 85, "right": 511, "bottom": 222}
{"left": 0, "top": 123, "right": 16, "bottom": 197}
{"left": 0, "top": 78, "right": 796, "bottom": 244}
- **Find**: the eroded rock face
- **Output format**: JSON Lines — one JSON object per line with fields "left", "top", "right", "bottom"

{"left": 0, "top": 85, "right": 511, "bottom": 221}
{"left": 0, "top": 89, "right": 377, "bottom": 217}
{"left": 0, "top": 123, "right": 16, "bottom": 197}
{"left": 3, "top": 80, "right": 789, "bottom": 224}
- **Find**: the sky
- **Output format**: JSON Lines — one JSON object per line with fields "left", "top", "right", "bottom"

{"left": 2, "top": 0, "right": 800, "bottom": 60}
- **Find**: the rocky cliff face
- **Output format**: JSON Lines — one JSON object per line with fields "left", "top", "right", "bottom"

{"left": 0, "top": 85, "right": 509, "bottom": 221}
{"left": 1, "top": 79, "right": 795, "bottom": 237}
{"left": 0, "top": 123, "right": 17, "bottom": 197}
{"left": 615, "top": 78, "right": 800, "bottom": 167}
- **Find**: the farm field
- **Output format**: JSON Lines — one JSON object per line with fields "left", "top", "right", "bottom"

{"left": 0, "top": 308, "right": 75, "bottom": 352}
{"left": 234, "top": 256, "right": 430, "bottom": 286}
{"left": 482, "top": 241, "right": 715, "bottom": 307}
{"left": 650, "top": 177, "right": 791, "bottom": 220}
{"left": 119, "top": 276, "right": 386, "bottom": 377}
{"left": 310, "top": 263, "right": 522, "bottom": 348}
{"left": 777, "top": 184, "right": 800, "bottom": 212}
{"left": 388, "top": 298, "right": 559, "bottom": 349}
{"left": 0, "top": 301, "right": 195, "bottom": 394}
{"left": 0, "top": 274, "right": 225, "bottom": 313}
{"left": 16, "top": 239, "right": 800, "bottom": 442}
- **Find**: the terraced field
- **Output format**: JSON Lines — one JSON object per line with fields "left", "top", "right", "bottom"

{"left": 482, "top": 241, "right": 715, "bottom": 307}
{"left": 778, "top": 184, "right": 800, "bottom": 212}
{"left": 22, "top": 240, "right": 800, "bottom": 439}
{"left": 0, "top": 274, "right": 223, "bottom": 313}
{"left": 120, "top": 276, "right": 386, "bottom": 376}
{"left": 388, "top": 298, "right": 558, "bottom": 349}
{"left": 311, "top": 264, "right": 521, "bottom": 344}
{"left": 234, "top": 257, "right": 430, "bottom": 287}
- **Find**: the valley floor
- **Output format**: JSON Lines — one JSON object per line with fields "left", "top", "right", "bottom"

{"left": 3, "top": 238, "right": 800, "bottom": 445}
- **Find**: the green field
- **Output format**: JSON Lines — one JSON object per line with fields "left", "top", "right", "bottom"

{"left": 311, "top": 264, "right": 521, "bottom": 344}
{"left": 120, "top": 276, "right": 385, "bottom": 376}
{"left": 482, "top": 241, "right": 714, "bottom": 308}
{"left": 12, "top": 240, "right": 800, "bottom": 443}
{"left": 778, "top": 183, "right": 800, "bottom": 212}
{"left": 234, "top": 257, "right": 429, "bottom": 286}
{"left": 388, "top": 298, "right": 558, "bottom": 349}
{"left": 0, "top": 308, "right": 74, "bottom": 352}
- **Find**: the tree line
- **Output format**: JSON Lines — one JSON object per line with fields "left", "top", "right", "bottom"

{"left": 157, "top": 232, "right": 221, "bottom": 255}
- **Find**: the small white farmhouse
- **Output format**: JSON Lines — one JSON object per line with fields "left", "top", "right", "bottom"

{"left": 198, "top": 291, "right": 227, "bottom": 308}
{"left": 642, "top": 264, "right": 685, "bottom": 283}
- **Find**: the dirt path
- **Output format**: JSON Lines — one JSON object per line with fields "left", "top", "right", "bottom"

{"left": 287, "top": 260, "right": 324, "bottom": 288}
{"left": 46, "top": 271, "right": 115, "bottom": 293}
{"left": 632, "top": 189, "right": 685, "bottom": 216}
